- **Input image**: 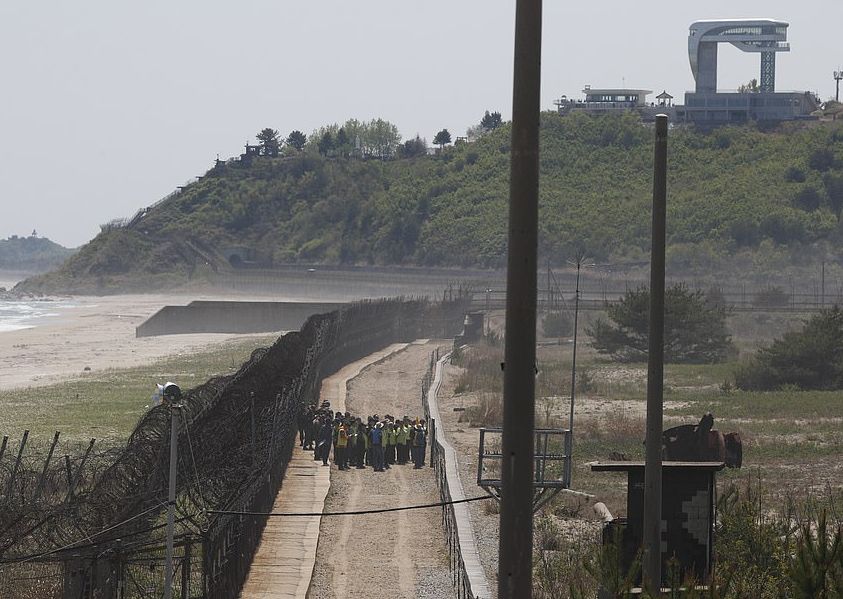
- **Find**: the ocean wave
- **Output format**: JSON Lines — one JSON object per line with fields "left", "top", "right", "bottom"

{"left": 0, "top": 299, "right": 77, "bottom": 333}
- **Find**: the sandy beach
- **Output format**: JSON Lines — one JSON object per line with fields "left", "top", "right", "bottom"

{"left": 0, "top": 293, "right": 282, "bottom": 391}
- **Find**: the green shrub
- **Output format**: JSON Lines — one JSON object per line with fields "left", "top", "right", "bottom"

{"left": 714, "top": 483, "right": 793, "bottom": 596}
{"left": 587, "top": 284, "right": 734, "bottom": 363}
{"left": 753, "top": 285, "right": 790, "bottom": 308}
{"left": 793, "top": 186, "right": 823, "bottom": 212}
{"left": 735, "top": 306, "right": 843, "bottom": 390}
{"left": 785, "top": 166, "right": 807, "bottom": 183}
{"left": 809, "top": 147, "right": 836, "bottom": 172}
{"left": 542, "top": 310, "right": 573, "bottom": 338}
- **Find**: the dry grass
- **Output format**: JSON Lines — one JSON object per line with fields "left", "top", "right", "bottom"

{"left": 452, "top": 343, "right": 503, "bottom": 394}
{"left": 578, "top": 411, "right": 646, "bottom": 446}
{"left": 466, "top": 392, "right": 503, "bottom": 427}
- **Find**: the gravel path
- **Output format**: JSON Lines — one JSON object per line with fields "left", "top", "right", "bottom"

{"left": 308, "top": 341, "right": 457, "bottom": 599}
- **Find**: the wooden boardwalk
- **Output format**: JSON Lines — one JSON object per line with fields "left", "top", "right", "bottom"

{"left": 238, "top": 343, "right": 409, "bottom": 599}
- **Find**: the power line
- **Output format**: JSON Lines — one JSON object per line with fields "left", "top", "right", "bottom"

{"left": 0, "top": 511, "right": 201, "bottom": 565}
{"left": 207, "top": 494, "right": 493, "bottom": 517}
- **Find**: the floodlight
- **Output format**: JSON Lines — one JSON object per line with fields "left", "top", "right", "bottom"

{"left": 162, "top": 382, "right": 182, "bottom": 405}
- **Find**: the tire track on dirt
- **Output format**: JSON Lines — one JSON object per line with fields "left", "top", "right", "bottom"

{"left": 329, "top": 474, "right": 361, "bottom": 592}
{"left": 392, "top": 464, "right": 414, "bottom": 597}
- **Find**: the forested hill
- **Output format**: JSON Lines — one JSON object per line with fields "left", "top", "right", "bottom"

{"left": 0, "top": 235, "right": 75, "bottom": 273}
{"left": 19, "top": 112, "right": 843, "bottom": 293}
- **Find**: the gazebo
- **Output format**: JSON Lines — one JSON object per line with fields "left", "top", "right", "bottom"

{"left": 656, "top": 90, "right": 674, "bottom": 107}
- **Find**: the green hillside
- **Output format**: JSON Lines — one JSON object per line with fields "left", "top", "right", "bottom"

{"left": 0, "top": 235, "right": 75, "bottom": 273}
{"left": 19, "top": 112, "right": 843, "bottom": 293}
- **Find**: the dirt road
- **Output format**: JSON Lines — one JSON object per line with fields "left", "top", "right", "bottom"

{"left": 308, "top": 341, "right": 456, "bottom": 599}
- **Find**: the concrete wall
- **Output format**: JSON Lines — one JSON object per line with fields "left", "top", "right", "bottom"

{"left": 697, "top": 43, "right": 718, "bottom": 93}
{"left": 135, "top": 300, "right": 346, "bottom": 337}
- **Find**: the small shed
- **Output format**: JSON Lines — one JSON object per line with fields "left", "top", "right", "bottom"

{"left": 590, "top": 461, "right": 724, "bottom": 587}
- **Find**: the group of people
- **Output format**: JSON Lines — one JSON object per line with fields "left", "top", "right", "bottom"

{"left": 298, "top": 402, "right": 428, "bottom": 471}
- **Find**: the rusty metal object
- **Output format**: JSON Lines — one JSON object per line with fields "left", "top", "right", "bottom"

{"left": 662, "top": 413, "right": 742, "bottom": 468}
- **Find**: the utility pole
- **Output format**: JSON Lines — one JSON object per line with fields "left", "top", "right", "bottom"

{"left": 498, "top": 0, "right": 542, "bottom": 596}
{"left": 643, "top": 114, "right": 669, "bottom": 594}
{"left": 822, "top": 260, "right": 826, "bottom": 308}
{"left": 485, "top": 288, "right": 492, "bottom": 336}
{"left": 162, "top": 382, "right": 182, "bottom": 599}
{"left": 565, "top": 259, "right": 583, "bottom": 487}
{"left": 835, "top": 70, "right": 842, "bottom": 103}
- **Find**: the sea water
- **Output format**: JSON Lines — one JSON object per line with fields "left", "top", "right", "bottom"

{"left": 0, "top": 277, "right": 75, "bottom": 333}
{"left": 0, "top": 299, "right": 71, "bottom": 333}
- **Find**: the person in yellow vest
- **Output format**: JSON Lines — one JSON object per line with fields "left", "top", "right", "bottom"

{"left": 335, "top": 421, "right": 349, "bottom": 470}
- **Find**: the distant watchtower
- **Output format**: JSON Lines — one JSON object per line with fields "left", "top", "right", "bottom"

{"left": 689, "top": 19, "right": 789, "bottom": 93}
{"left": 680, "top": 19, "right": 817, "bottom": 123}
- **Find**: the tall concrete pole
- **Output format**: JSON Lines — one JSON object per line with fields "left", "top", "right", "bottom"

{"left": 497, "top": 0, "right": 541, "bottom": 597}
{"left": 643, "top": 114, "right": 669, "bottom": 594}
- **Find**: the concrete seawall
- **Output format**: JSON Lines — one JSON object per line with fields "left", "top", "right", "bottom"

{"left": 135, "top": 300, "right": 345, "bottom": 337}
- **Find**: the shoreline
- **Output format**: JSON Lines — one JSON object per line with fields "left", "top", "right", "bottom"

{"left": 0, "top": 293, "right": 283, "bottom": 391}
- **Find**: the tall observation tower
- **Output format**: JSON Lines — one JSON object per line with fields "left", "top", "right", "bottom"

{"left": 689, "top": 19, "right": 790, "bottom": 93}
{"left": 681, "top": 18, "right": 818, "bottom": 123}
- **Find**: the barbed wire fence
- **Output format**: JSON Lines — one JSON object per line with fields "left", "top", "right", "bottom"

{"left": 0, "top": 296, "right": 469, "bottom": 598}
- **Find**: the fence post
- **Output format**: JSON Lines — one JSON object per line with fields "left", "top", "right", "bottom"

{"left": 66, "top": 438, "right": 96, "bottom": 504}
{"left": 429, "top": 419, "right": 436, "bottom": 468}
{"left": 111, "top": 538, "right": 123, "bottom": 599}
{"left": 182, "top": 536, "right": 192, "bottom": 599}
{"left": 34, "top": 431, "right": 61, "bottom": 502}
{"left": 5, "top": 430, "right": 28, "bottom": 500}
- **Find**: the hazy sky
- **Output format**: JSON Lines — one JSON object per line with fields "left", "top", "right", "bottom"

{"left": 1, "top": 1, "right": 840, "bottom": 248}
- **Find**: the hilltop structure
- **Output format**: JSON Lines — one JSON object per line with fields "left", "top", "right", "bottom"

{"left": 679, "top": 19, "right": 817, "bottom": 123}
{"left": 554, "top": 87, "right": 665, "bottom": 121}
{"left": 556, "top": 18, "right": 819, "bottom": 124}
